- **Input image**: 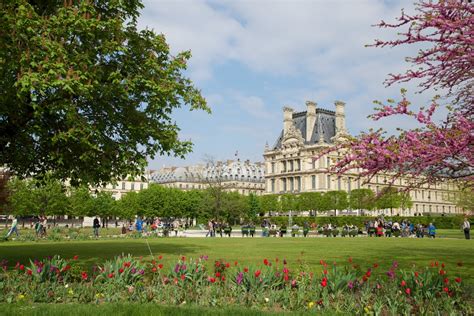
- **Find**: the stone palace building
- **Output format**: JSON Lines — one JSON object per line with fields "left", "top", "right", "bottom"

{"left": 150, "top": 159, "right": 265, "bottom": 195}
{"left": 263, "top": 101, "right": 461, "bottom": 216}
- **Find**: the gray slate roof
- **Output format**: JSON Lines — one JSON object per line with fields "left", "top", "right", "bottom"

{"left": 273, "top": 108, "right": 336, "bottom": 149}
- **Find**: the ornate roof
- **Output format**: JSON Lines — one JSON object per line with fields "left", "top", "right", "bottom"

{"left": 273, "top": 108, "right": 336, "bottom": 149}
{"left": 150, "top": 160, "right": 265, "bottom": 184}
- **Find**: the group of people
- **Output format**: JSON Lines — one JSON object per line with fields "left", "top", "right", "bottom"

{"left": 206, "top": 220, "right": 233, "bottom": 237}
{"left": 365, "top": 219, "right": 437, "bottom": 238}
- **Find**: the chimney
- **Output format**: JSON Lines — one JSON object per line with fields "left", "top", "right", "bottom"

{"left": 335, "top": 101, "right": 346, "bottom": 135}
{"left": 283, "top": 106, "right": 294, "bottom": 134}
{"left": 305, "top": 101, "right": 316, "bottom": 142}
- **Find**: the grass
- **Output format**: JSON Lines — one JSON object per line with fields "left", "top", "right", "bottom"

{"left": 1, "top": 236, "right": 472, "bottom": 315}
{"left": 1, "top": 236, "right": 473, "bottom": 282}
{"left": 0, "top": 303, "right": 299, "bottom": 316}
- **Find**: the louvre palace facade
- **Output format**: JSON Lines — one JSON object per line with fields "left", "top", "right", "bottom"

{"left": 150, "top": 159, "right": 265, "bottom": 195}
{"left": 263, "top": 101, "right": 461, "bottom": 216}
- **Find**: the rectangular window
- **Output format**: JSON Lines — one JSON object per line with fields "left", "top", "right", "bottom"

{"left": 296, "top": 160, "right": 300, "bottom": 171}
{"left": 289, "top": 160, "right": 294, "bottom": 172}
{"left": 312, "top": 159, "right": 315, "bottom": 169}
{"left": 131, "top": 183, "right": 135, "bottom": 190}
{"left": 282, "top": 178, "right": 287, "bottom": 192}
{"left": 312, "top": 175, "right": 316, "bottom": 189}
{"left": 282, "top": 161, "right": 286, "bottom": 172}
{"left": 122, "top": 182, "right": 126, "bottom": 190}
{"left": 326, "top": 157, "right": 330, "bottom": 168}
{"left": 140, "top": 183, "right": 144, "bottom": 190}
{"left": 271, "top": 179, "right": 275, "bottom": 192}
{"left": 348, "top": 177, "right": 351, "bottom": 192}
{"left": 297, "top": 177, "right": 301, "bottom": 191}
{"left": 271, "top": 162, "right": 275, "bottom": 173}
{"left": 289, "top": 178, "right": 294, "bottom": 191}
{"left": 327, "top": 175, "right": 331, "bottom": 189}
{"left": 337, "top": 177, "right": 341, "bottom": 190}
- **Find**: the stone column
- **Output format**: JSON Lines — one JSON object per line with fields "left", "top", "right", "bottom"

{"left": 305, "top": 101, "right": 316, "bottom": 142}
{"left": 335, "top": 101, "right": 347, "bottom": 135}
{"left": 283, "top": 106, "right": 294, "bottom": 134}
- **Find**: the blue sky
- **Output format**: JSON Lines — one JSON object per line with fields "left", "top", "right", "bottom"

{"left": 138, "top": 0, "right": 440, "bottom": 170}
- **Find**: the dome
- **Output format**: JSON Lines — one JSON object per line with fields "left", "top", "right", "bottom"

{"left": 150, "top": 160, "right": 265, "bottom": 184}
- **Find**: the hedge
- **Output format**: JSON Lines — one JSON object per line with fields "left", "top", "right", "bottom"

{"left": 262, "top": 215, "right": 471, "bottom": 229}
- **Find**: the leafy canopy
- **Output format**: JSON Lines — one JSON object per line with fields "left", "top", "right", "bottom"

{"left": 0, "top": 0, "right": 209, "bottom": 186}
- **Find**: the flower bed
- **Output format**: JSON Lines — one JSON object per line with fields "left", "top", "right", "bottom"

{"left": 0, "top": 255, "right": 471, "bottom": 314}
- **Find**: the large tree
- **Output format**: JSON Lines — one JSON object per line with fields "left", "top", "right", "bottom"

{"left": 349, "top": 189, "right": 375, "bottom": 212}
{"left": 0, "top": 0, "right": 209, "bottom": 186}
{"left": 322, "top": 191, "right": 348, "bottom": 216}
{"left": 7, "top": 177, "right": 69, "bottom": 223}
{"left": 298, "top": 192, "right": 324, "bottom": 214}
{"left": 320, "top": 0, "right": 473, "bottom": 188}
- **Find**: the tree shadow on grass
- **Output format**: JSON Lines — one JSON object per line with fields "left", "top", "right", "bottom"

{"left": 0, "top": 240, "right": 210, "bottom": 267}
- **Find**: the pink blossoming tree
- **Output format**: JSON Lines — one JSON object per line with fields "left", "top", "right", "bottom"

{"left": 324, "top": 0, "right": 473, "bottom": 189}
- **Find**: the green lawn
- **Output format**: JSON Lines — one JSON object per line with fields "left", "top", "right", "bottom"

{"left": 0, "top": 304, "right": 293, "bottom": 316}
{"left": 1, "top": 237, "right": 473, "bottom": 282}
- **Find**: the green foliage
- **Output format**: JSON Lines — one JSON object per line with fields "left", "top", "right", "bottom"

{"left": 349, "top": 189, "right": 375, "bottom": 210}
{"left": 7, "top": 177, "right": 68, "bottom": 216}
{"left": 298, "top": 192, "right": 324, "bottom": 212}
{"left": 376, "top": 187, "right": 412, "bottom": 214}
{"left": 89, "top": 191, "right": 117, "bottom": 219}
{"left": 220, "top": 191, "right": 247, "bottom": 224}
{"left": 245, "top": 193, "right": 260, "bottom": 222}
{"left": 280, "top": 194, "right": 300, "bottom": 212}
{"left": 0, "top": 0, "right": 209, "bottom": 186}
{"left": 259, "top": 194, "right": 280, "bottom": 214}
{"left": 451, "top": 188, "right": 474, "bottom": 212}
{"left": 69, "top": 186, "right": 93, "bottom": 217}
{"left": 323, "top": 191, "right": 348, "bottom": 211}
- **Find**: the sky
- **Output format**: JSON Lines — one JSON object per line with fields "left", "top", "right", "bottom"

{"left": 138, "top": 0, "right": 440, "bottom": 170}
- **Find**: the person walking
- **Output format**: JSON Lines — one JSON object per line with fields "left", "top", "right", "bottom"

{"left": 5, "top": 216, "right": 19, "bottom": 240}
{"left": 462, "top": 218, "right": 470, "bottom": 240}
{"left": 93, "top": 216, "right": 100, "bottom": 238}
{"left": 428, "top": 223, "right": 436, "bottom": 238}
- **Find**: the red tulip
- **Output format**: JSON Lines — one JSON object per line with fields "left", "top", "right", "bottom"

{"left": 321, "top": 277, "right": 328, "bottom": 287}
{"left": 180, "top": 274, "right": 185, "bottom": 281}
{"left": 444, "top": 278, "right": 449, "bottom": 284}
{"left": 119, "top": 268, "right": 124, "bottom": 274}
{"left": 455, "top": 277, "right": 461, "bottom": 283}
{"left": 254, "top": 270, "right": 261, "bottom": 278}
{"left": 401, "top": 280, "right": 406, "bottom": 287}
{"left": 19, "top": 264, "right": 25, "bottom": 271}
{"left": 73, "top": 255, "right": 79, "bottom": 260}
{"left": 151, "top": 267, "right": 157, "bottom": 272}
{"left": 215, "top": 272, "right": 221, "bottom": 277}
{"left": 443, "top": 287, "right": 449, "bottom": 293}
{"left": 263, "top": 259, "right": 269, "bottom": 266}
{"left": 405, "top": 288, "right": 411, "bottom": 295}
{"left": 108, "top": 273, "right": 114, "bottom": 278}
{"left": 244, "top": 267, "right": 249, "bottom": 273}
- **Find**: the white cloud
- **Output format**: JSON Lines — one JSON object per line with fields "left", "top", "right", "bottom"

{"left": 141, "top": 0, "right": 444, "bottom": 168}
